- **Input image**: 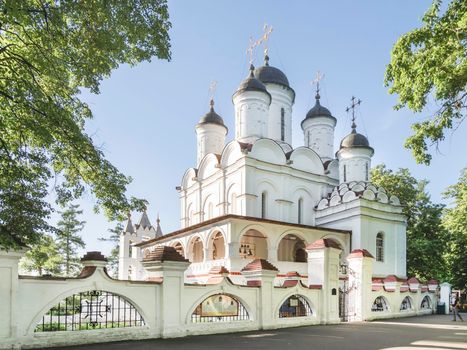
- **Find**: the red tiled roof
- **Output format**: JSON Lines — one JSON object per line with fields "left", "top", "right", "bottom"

{"left": 241, "top": 258, "right": 279, "bottom": 272}
{"left": 347, "top": 249, "right": 374, "bottom": 259}
{"left": 209, "top": 266, "right": 230, "bottom": 275}
{"left": 407, "top": 277, "right": 419, "bottom": 284}
{"left": 143, "top": 246, "right": 189, "bottom": 263}
{"left": 308, "top": 284, "right": 323, "bottom": 289}
{"left": 306, "top": 238, "right": 342, "bottom": 250}
{"left": 282, "top": 280, "right": 299, "bottom": 287}
{"left": 286, "top": 271, "right": 301, "bottom": 277}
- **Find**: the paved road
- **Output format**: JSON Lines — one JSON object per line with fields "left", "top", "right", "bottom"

{"left": 49, "top": 314, "right": 467, "bottom": 350}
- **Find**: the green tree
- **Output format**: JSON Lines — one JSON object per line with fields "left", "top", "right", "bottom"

{"left": 56, "top": 204, "right": 85, "bottom": 276}
{"left": 0, "top": 1, "right": 170, "bottom": 250}
{"left": 20, "top": 234, "right": 62, "bottom": 276}
{"left": 385, "top": 0, "right": 466, "bottom": 165}
{"left": 371, "top": 164, "right": 447, "bottom": 281}
{"left": 442, "top": 168, "right": 467, "bottom": 290}
{"left": 98, "top": 223, "right": 123, "bottom": 278}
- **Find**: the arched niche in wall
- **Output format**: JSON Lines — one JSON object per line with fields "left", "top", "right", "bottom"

{"left": 239, "top": 229, "right": 268, "bottom": 260}
{"left": 197, "top": 153, "right": 221, "bottom": 181}
{"left": 191, "top": 293, "right": 250, "bottom": 323}
{"left": 277, "top": 234, "right": 307, "bottom": 262}
{"left": 420, "top": 295, "right": 432, "bottom": 310}
{"left": 279, "top": 294, "right": 313, "bottom": 318}
{"left": 400, "top": 296, "right": 414, "bottom": 311}
{"left": 220, "top": 141, "right": 243, "bottom": 168}
{"left": 34, "top": 290, "right": 145, "bottom": 332}
{"left": 371, "top": 296, "right": 390, "bottom": 312}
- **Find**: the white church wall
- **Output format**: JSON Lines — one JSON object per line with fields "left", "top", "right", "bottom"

{"left": 316, "top": 199, "right": 406, "bottom": 278}
{"left": 264, "top": 84, "right": 294, "bottom": 145}
{"left": 233, "top": 91, "right": 270, "bottom": 143}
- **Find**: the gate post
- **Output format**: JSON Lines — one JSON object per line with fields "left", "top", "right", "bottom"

{"left": 241, "top": 259, "right": 279, "bottom": 329}
{"left": 306, "top": 239, "right": 341, "bottom": 324}
{"left": 347, "top": 249, "right": 374, "bottom": 321}
{"left": 141, "top": 246, "right": 190, "bottom": 337}
{"left": 0, "top": 249, "right": 25, "bottom": 343}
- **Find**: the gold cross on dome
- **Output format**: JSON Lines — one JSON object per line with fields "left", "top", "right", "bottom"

{"left": 259, "top": 23, "right": 273, "bottom": 56}
{"left": 312, "top": 71, "right": 325, "bottom": 95}
{"left": 209, "top": 80, "right": 217, "bottom": 100}
{"left": 246, "top": 36, "right": 258, "bottom": 65}
{"left": 345, "top": 96, "right": 362, "bottom": 131}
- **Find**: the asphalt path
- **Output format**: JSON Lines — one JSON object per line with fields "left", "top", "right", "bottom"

{"left": 47, "top": 314, "right": 467, "bottom": 350}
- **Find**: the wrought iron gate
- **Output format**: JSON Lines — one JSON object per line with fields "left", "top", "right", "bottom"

{"left": 339, "top": 280, "right": 349, "bottom": 322}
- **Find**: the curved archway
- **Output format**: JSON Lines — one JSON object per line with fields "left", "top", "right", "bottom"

{"left": 188, "top": 236, "right": 204, "bottom": 263}
{"left": 208, "top": 231, "right": 226, "bottom": 260}
{"left": 371, "top": 296, "right": 390, "bottom": 312}
{"left": 279, "top": 294, "right": 313, "bottom": 318}
{"left": 239, "top": 229, "right": 268, "bottom": 259}
{"left": 420, "top": 295, "right": 432, "bottom": 310}
{"left": 34, "top": 290, "right": 145, "bottom": 332}
{"left": 191, "top": 293, "right": 250, "bottom": 323}
{"left": 278, "top": 234, "right": 307, "bottom": 262}
{"left": 400, "top": 296, "right": 413, "bottom": 311}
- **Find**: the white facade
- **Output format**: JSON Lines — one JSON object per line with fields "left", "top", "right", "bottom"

{"left": 119, "top": 54, "right": 408, "bottom": 284}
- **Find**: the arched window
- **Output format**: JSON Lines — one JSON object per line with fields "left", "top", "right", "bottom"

{"left": 343, "top": 164, "right": 347, "bottom": 182}
{"left": 279, "top": 295, "right": 313, "bottom": 318}
{"left": 261, "top": 192, "right": 267, "bottom": 219}
{"left": 298, "top": 198, "right": 303, "bottom": 224}
{"left": 400, "top": 296, "right": 413, "bottom": 311}
{"left": 128, "top": 240, "right": 133, "bottom": 258}
{"left": 372, "top": 296, "right": 389, "bottom": 312}
{"left": 376, "top": 232, "right": 384, "bottom": 262}
{"left": 281, "top": 108, "right": 285, "bottom": 141}
{"left": 191, "top": 294, "right": 249, "bottom": 322}
{"left": 365, "top": 162, "right": 369, "bottom": 181}
{"left": 35, "top": 290, "right": 145, "bottom": 332}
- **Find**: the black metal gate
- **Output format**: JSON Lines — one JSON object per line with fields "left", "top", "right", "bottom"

{"left": 339, "top": 280, "right": 349, "bottom": 322}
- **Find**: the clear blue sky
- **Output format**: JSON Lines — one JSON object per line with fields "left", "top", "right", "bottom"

{"left": 69, "top": 0, "right": 466, "bottom": 256}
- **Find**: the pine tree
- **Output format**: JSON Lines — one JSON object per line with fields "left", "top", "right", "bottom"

{"left": 99, "top": 223, "right": 123, "bottom": 278}
{"left": 56, "top": 204, "right": 86, "bottom": 276}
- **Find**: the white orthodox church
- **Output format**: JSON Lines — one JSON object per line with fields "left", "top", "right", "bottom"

{"left": 118, "top": 52, "right": 407, "bottom": 286}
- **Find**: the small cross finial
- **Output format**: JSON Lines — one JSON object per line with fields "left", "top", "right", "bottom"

{"left": 246, "top": 37, "right": 258, "bottom": 65}
{"left": 345, "top": 96, "right": 362, "bottom": 133}
{"left": 312, "top": 71, "right": 325, "bottom": 99}
{"left": 259, "top": 23, "right": 273, "bottom": 58}
{"left": 209, "top": 80, "right": 217, "bottom": 109}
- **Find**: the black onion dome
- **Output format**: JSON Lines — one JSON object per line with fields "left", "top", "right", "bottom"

{"left": 340, "top": 131, "right": 370, "bottom": 148}
{"left": 233, "top": 65, "right": 271, "bottom": 100}
{"left": 301, "top": 93, "right": 336, "bottom": 128}
{"left": 198, "top": 100, "right": 227, "bottom": 130}
{"left": 254, "top": 55, "right": 290, "bottom": 87}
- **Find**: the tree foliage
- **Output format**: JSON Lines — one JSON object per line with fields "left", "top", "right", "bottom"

{"left": 371, "top": 164, "right": 447, "bottom": 281}
{"left": 98, "top": 222, "right": 123, "bottom": 278}
{"left": 56, "top": 204, "right": 85, "bottom": 276}
{"left": 0, "top": 0, "right": 171, "bottom": 250}
{"left": 442, "top": 168, "right": 467, "bottom": 290}
{"left": 20, "top": 234, "right": 62, "bottom": 276}
{"left": 385, "top": 0, "right": 466, "bottom": 164}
